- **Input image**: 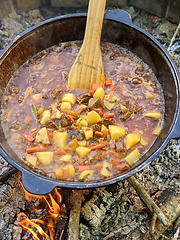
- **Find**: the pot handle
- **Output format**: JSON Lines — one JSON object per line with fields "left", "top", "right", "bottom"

{"left": 169, "top": 113, "right": 180, "bottom": 139}
{"left": 21, "top": 171, "right": 56, "bottom": 195}
{"left": 105, "top": 9, "right": 132, "bottom": 25}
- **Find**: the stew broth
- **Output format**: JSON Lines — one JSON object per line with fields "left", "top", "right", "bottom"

{"left": 1, "top": 41, "right": 164, "bottom": 181}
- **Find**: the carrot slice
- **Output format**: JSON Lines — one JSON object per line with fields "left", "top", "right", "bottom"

{"left": 48, "top": 132, "right": 53, "bottom": 138}
{"left": 90, "top": 142, "right": 107, "bottom": 150}
{"left": 95, "top": 131, "right": 103, "bottom": 138}
{"left": 98, "top": 109, "right": 103, "bottom": 116}
{"left": 23, "top": 133, "right": 35, "bottom": 142}
{"left": 39, "top": 144, "right": 46, "bottom": 151}
{"left": 96, "top": 163, "right": 102, "bottom": 171}
{"left": 68, "top": 115, "right": 75, "bottom": 123}
{"left": 89, "top": 89, "right": 96, "bottom": 96}
{"left": 108, "top": 151, "right": 116, "bottom": 155}
{"left": 25, "top": 116, "right": 33, "bottom": 123}
{"left": 51, "top": 146, "right": 56, "bottom": 151}
{"left": 110, "top": 86, "right": 116, "bottom": 91}
{"left": 105, "top": 78, "right": 112, "bottom": 86}
{"left": 104, "top": 113, "right": 114, "bottom": 119}
{"left": 26, "top": 147, "right": 40, "bottom": 153}
{"left": 55, "top": 149, "right": 67, "bottom": 155}
{"left": 110, "top": 158, "right": 121, "bottom": 164}
{"left": 29, "top": 129, "right": 39, "bottom": 137}
{"left": 92, "top": 84, "right": 102, "bottom": 90}
{"left": 117, "top": 164, "right": 127, "bottom": 171}
{"left": 76, "top": 165, "right": 90, "bottom": 172}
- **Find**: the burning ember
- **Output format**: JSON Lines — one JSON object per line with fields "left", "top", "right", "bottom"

{"left": 15, "top": 182, "right": 63, "bottom": 240}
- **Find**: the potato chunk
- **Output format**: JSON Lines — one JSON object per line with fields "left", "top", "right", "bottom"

{"left": 58, "top": 153, "right": 72, "bottom": 162}
{"left": 101, "top": 161, "right": 111, "bottom": 177}
{"left": 55, "top": 164, "right": 75, "bottom": 178}
{"left": 36, "top": 152, "right": 54, "bottom": 165}
{"left": 26, "top": 154, "right": 37, "bottom": 167}
{"left": 87, "top": 110, "right": 102, "bottom": 125}
{"left": 84, "top": 127, "right": 93, "bottom": 140}
{"left": 125, "top": 148, "right": 141, "bottom": 165}
{"left": 61, "top": 93, "right": 76, "bottom": 105}
{"left": 60, "top": 102, "right": 71, "bottom": 112}
{"left": 93, "top": 87, "right": 105, "bottom": 100}
{"left": 104, "top": 93, "right": 120, "bottom": 110}
{"left": 32, "top": 93, "right": 42, "bottom": 101}
{"left": 125, "top": 133, "right": 141, "bottom": 150}
{"left": 79, "top": 170, "right": 94, "bottom": 181}
{"left": 40, "top": 110, "right": 51, "bottom": 125}
{"left": 36, "top": 127, "right": 50, "bottom": 144}
{"left": 109, "top": 125, "right": 125, "bottom": 139}
{"left": 53, "top": 131, "right": 68, "bottom": 148}
{"left": 144, "top": 112, "right": 161, "bottom": 119}
{"left": 78, "top": 140, "right": 87, "bottom": 147}
{"left": 153, "top": 124, "right": 162, "bottom": 135}
{"left": 76, "top": 147, "right": 91, "bottom": 158}
{"left": 75, "top": 117, "right": 88, "bottom": 127}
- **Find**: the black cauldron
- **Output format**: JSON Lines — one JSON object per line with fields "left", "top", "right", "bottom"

{"left": 0, "top": 10, "right": 179, "bottom": 194}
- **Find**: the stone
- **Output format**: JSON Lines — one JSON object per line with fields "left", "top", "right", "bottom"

{"left": 51, "top": 0, "right": 88, "bottom": 8}
{"left": 0, "top": 0, "right": 15, "bottom": 19}
{"left": 51, "top": 0, "right": 127, "bottom": 9}
{"left": 106, "top": 0, "right": 127, "bottom": 7}
{"left": 165, "top": 0, "right": 180, "bottom": 24}
{"left": 129, "top": 0, "right": 169, "bottom": 18}
{"left": 15, "top": 0, "right": 41, "bottom": 12}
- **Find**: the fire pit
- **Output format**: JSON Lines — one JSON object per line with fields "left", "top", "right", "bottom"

{"left": 0, "top": 1, "right": 180, "bottom": 240}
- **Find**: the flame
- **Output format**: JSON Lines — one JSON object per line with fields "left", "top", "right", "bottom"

{"left": 15, "top": 213, "right": 48, "bottom": 240}
{"left": 16, "top": 182, "right": 63, "bottom": 240}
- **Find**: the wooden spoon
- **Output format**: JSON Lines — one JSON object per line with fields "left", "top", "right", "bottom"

{"left": 67, "top": 0, "right": 106, "bottom": 90}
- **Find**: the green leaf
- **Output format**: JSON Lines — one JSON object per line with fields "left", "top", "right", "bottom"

{"left": 31, "top": 103, "right": 37, "bottom": 119}
{"left": 109, "top": 99, "right": 117, "bottom": 104}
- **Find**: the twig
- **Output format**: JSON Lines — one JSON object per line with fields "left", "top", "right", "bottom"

{"left": 167, "top": 23, "right": 180, "bottom": 52}
{"left": 68, "top": 189, "right": 83, "bottom": 240}
{"left": 150, "top": 213, "right": 157, "bottom": 234}
{"left": 127, "top": 176, "right": 168, "bottom": 226}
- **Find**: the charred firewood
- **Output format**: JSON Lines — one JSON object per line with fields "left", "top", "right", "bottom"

{"left": 68, "top": 190, "right": 83, "bottom": 240}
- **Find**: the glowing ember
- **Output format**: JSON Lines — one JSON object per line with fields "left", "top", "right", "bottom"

{"left": 15, "top": 182, "right": 63, "bottom": 240}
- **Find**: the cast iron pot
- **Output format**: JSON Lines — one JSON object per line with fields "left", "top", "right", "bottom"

{"left": 0, "top": 10, "right": 180, "bottom": 195}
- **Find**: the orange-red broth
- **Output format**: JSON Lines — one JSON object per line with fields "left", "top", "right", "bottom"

{"left": 1, "top": 41, "right": 164, "bottom": 182}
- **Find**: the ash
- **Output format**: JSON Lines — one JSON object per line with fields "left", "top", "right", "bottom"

{"left": 0, "top": 5, "right": 180, "bottom": 240}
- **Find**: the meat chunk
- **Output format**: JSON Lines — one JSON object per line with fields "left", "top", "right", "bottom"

{"left": 88, "top": 97, "right": 103, "bottom": 110}
{"left": 77, "top": 91, "right": 91, "bottom": 104}
{"left": 51, "top": 88, "right": 62, "bottom": 100}
{"left": 68, "top": 126, "right": 85, "bottom": 141}
{"left": 87, "top": 150, "right": 102, "bottom": 164}
{"left": 42, "top": 93, "right": 48, "bottom": 99}
{"left": 114, "top": 100, "right": 130, "bottom": 115}
{"left": 116, "top": 139, "right": 124, "bottom": 152}
{"left": 45, "top": 119, "right": 59, "bottom": 130}
{"left": 102, "top": 118, "right": 115, "bottom": 126}
{"left": 120, "top": 110, "right": 133, "bottom": 122}
{"left": 120, "top": 102, "right": 143, "bottom": 122}
{"left": 60, "top": 115, "right": 72, "bottom": 127}
{"left": 16, "top": 95, "right": 24, "bottom": 103}
{"left": 91, "top": 123, "right": 101, "bottom": 132}
{"left": 8, "top": 85, "right": 20, "bottom": 95}
{"left": 9, "top": 121, "right": 28, "bottom": 132}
